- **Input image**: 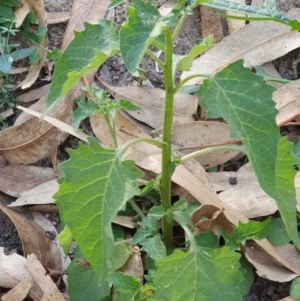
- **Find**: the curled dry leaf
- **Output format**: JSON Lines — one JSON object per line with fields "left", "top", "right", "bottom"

{"left": 181, "top": 9, "right": 300, "bottom": 85}
{"left": 0, "top": 165, "right": 56, "bottom": 197}
{"left": 97, "top": 79, "right": 198, "bottom": 129}
{"left": 191, "top": 204, "right": 233, "bottom": 233}
{"left": 14, "top": 0, "right": 30, "bottom": 28}
{"left": 245, "top": 241, "right": 300, "bottom": 282}
{"left": 0, "top": 200, "right": 62, "bottom": 271}
{"left": 172, "top": 121, "right": 240, "bottom": 168}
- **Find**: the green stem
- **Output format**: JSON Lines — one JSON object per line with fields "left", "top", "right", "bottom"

{"left": 104, "top": 114, "right": 118, "bottom": 148}
{"left": 160, "top": 29, "right": 175, "bottom": 249}
{"left": 117, "top": 137, "right": 164, "bottom": 157}
{"left": 172, "top": 14, "right": 187, "bottom": 42}
{"left": 173, "top": 74, "right": 208, "bottom": 95}
{"left": 114, "top": 238, "right": 133, "bottom": 246}
{"left": 128, "top": 198, "right": 146, "bottom": 218}
{"left": 179, "top": 145, "right": 246, "bottom": 164}
{"left": 146, "top": 49, "right": 165, "bottom": 71}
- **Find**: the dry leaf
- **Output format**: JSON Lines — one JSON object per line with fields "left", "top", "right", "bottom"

{"left": 0, "top": 200, "right": 62, "bottom": 271}
{"left": 9, "top": 179, "right": 58, "bottom": 207}
{"left": 0, "top": 108, "right": 14, "bottom": 119}
{"left": 14, "top": 0, "right": 30, "bottom": 28}
{"left": 274, "top": 80, "right": 300, "bottom": 126}
{"left": 0, "top": 165, "right": 56, "bottom": 197}
{"left": 181, "top": 9, "right": 300, "bottom": 85}
{"left": 15, "top": 84, "right": 50, "bottom": 103}
{"left": 118, "top": 246, "right": 143, "bottom": 283}
{"left": 172, "top": 121, "right": 239, "bottom": 168}
{"left": 25, "top": 253, "right": 65, "bottom": 301}
{"left": 191, "top": 204, "right": 233, "bottom": 233}
{"left": 251, "top": 0, "right": 264, "bottom": 7}
{"left": 16, "top": 105, "right": 89, "bottom": 142}
{"left": 1, "top": 275, "right": 34, "bottom": 301}
{"left": 245, "top": 241, "right": 300, "bottom": 282}
{"left": 226, "top": 0, "right": 246, "bottom": 33}
{"left": 158, "top": 0, "right": 177, "bottom": 16}
{"left": 200, "top": 6, "right": 224, "bottom": 43}
{"left": 61, "top": 0, "right": 110, "bottom": 50}
{"left": 47, "top": 12, "right": 71, "bottom": 25}
{"left": 97, "top": 80, "right": 198, "bottom": 129}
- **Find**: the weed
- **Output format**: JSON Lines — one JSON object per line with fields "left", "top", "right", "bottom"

{"left": 45, "top": 1, "right": 300, "bottom": 300}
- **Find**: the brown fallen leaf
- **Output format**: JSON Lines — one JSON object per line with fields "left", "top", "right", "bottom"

{"left": 226, "top": 0, "right": 246, "bottom": 33}
{"left": 1, "top": 275, "right": 34, "bottom": 301}
{"left": 61, "top": 0, "right": 110, "bottom": 50}
{"left": 26, "top": 253, "right": 65, "bottom": 301}
{"left": 245, "top": 241, "right": 300, "bottom": 282}
{"left": 0, "top": 165, "right": 56, "bottom": 197}
{"left": 14, "top": 0, "right": 30, "bottom": 27}
{"left": 97, "top": 79, "right": 198, "bottom": 129}
{"left": 0, "top": 200, "right": 62, "bottom": 271}
{"left": 9, "top": 179, "right": 58, "bottom": 207}
{"left": 15, "top": 84, "right": 50, "bottom": 103}
{"left": 47, "top": 12, "right": 71, "bottom": 25}
{"left": 200, "top": 6, "right": 224, "bottom": 43}
{"left": 181, "top": 9, "right": 300, "bottom": 85}
{"left": 274, "top": 80, "right": 300, "bottom": 127}
{"left": 191, "top": 204, "right": 233, "bottom": 233}
{"left": 118, "top": 246, "right": 144, "bottom": 283}
{"left": 172, "top": 121, "right": 239, "bottom": 168}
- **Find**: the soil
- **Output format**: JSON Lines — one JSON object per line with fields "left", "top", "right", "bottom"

{"left": 1, "top": 0, "right": 300, "bottom": 300}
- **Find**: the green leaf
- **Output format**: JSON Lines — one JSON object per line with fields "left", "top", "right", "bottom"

{"left": 44, "top": 20, "right": 119, "bottom": 117}
{"left": 56, "top": 224, "right": 73, "bottom": 255}
{"left": 107, "top": 272, "right": 141, "bottom": 294}
{"left": 222, "top": 218, "right": 271, "bottom": 251}
{"left": 176, "top": 36, "right": 214, "bottom": 71}
{"left": 120, "top": 0, "right": 178, "bottom": 76}
{"left": 194, "top": 231, "right": 219, "bottom": 249}
{"left": 111, "top": 244, "right": 132, "bottom": 271}
{"left": 108, "top": 0, "right": 126, "bottom": 9}
{"left": 268, "top": 217, "right": 291, "bottom": 246}
{"left": 0, "top": 54, "right": 12, "bottom": 73}
{"left": 148, "top": 205, "right": 166, "bottom": 219}
{"left": 10, "top": 48, "right": 34, "bottom": 61}
{"left": 67, "top": 247, "right": 111, "bottom": 301}
{"left": 29, "top": 48, "right": 39, "bottom": 65}
{"left": 139, "top": 234, "right": 167, "bottom": 260}
{"left": 154, "top": 247, "right": 246, "bottom": 301}
{"left": 290, "top": 277, "right": 300, "bottom": 299}
{"left": 48, "top": 48, "right": 61, "bottom": 61}
{"left": 196, "top": 60, "right": 300, "bottom": 249}
{"left": 202, "top": 0, "right": 295, "bottom": 27}
{"left": 292, "top": 136, "right": 300, "bottom": 170}
{"left": 55, "top": 137, "right": 143, "bottom": 282}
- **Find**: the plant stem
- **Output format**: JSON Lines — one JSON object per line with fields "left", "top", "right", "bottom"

{"left": 146, "top": 49, "right": 165, "bottom": 71}
{"left": 128, "top": 198, "right": 146, "bottom": 218}
{"left": 179, "top": 145, "right": 246, "bottom": 164}
{"left": 173, "top": 74, "right": 207, "bottom": 95}
{"left": 114, "top": 238, "right": 133, "bottom": 246}
{"left": 172, "top": 14, "right": 187, "bottom": 42}
{"left": 160, "top": 29, "right": 175, "bottom": 249}
{"left": 104, "top": 114, "right": 118, "bottom": 148}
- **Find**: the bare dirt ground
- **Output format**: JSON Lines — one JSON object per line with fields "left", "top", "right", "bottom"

{"left": 1, "top": 0, "right": 300, "bottom": 300}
